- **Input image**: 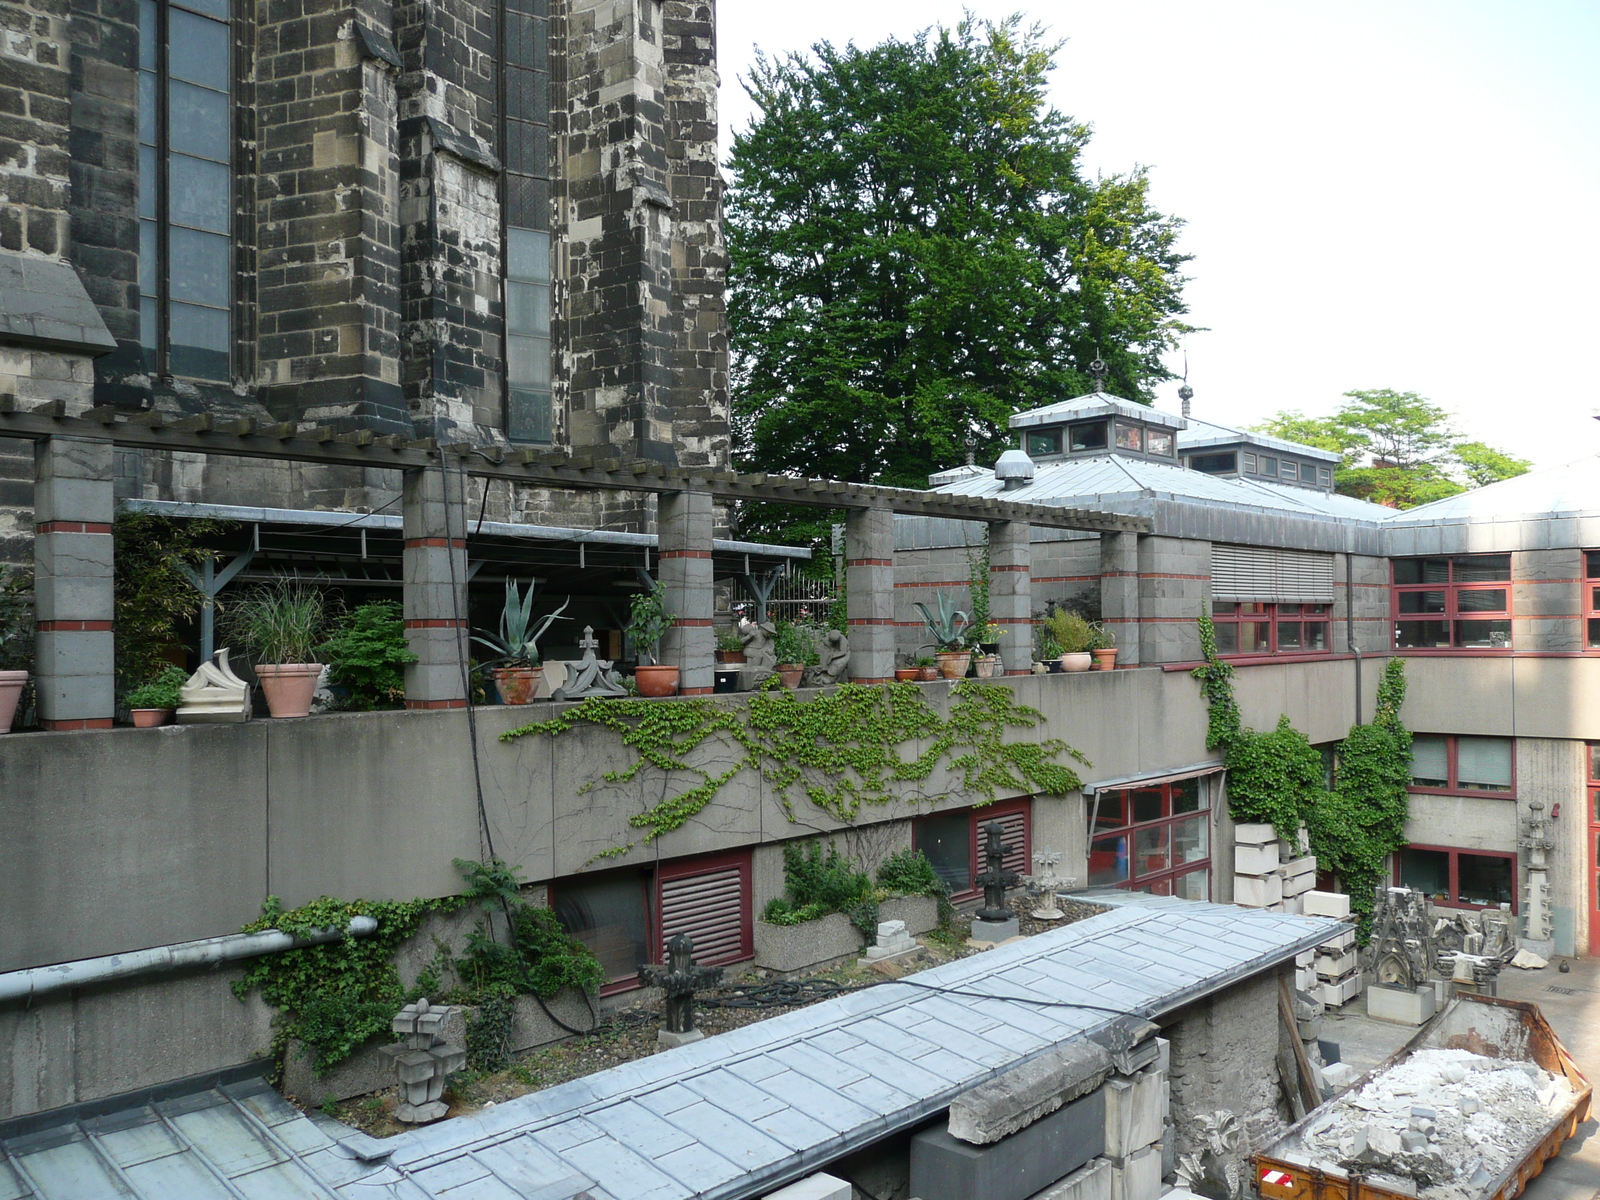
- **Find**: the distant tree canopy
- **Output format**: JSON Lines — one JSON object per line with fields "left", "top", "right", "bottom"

{"left": 726, "top": 16, "right": 1193, "bottom": 522}
{"left": 1254, "top": 389, "right": 1531, "bottom": 509}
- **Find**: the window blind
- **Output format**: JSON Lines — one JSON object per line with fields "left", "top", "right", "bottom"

{"left": 1411, "top": 736, "right": 1449, "bottom": 784}
{"left": 659, "top": 863, "right": 748, "bottom": 966}
{"left": 1211, "top": 545, "right": 1335, "bottom": 604}
{"left": 1456, "top": 737, "right": 1513, "bottom": 790}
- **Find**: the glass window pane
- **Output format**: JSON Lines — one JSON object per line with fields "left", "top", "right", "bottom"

{"left": 139, "top": 70, "right": 157, "bottom": 143}
{"left": 168, "top": 79, "right": 229, "bottom": 161}
{"left": 140, "top": 0, "right": 157, "bottom": 67}
{"left": 1173, "top": 814, "right": 1208, "bottom": 865}
{"left": 139, "top": 293, "right": 159, "bottom": 354}
{"left": 1133, "top": 825, "right": 1170, "bottom": 877}
{"left": 1280, "top": 461, "right": 1298, "bottom": 480}
{"left": 506, "top": 11, "right": 534, "bottom": 68}
{"left": 1456, "top": 737, "right": 1512, "bottom": 791}
{"left": 1069, "top": 421, "right": 1107, "bottom": 451}
{"left": 1592, "top": 586, "right": 1600, "bottom": 611}
{"left": 917, "top": 813, "right": 972, "bottom": 893}
{"left": 1025, "top": 431, "right": 1059, "bottom": 457}
{"left": 1400, "top": 847, "right": 1450, "bottom": 902}
{"left": 168, "top": 226, "right": 229, "bottom": 306}
{"left": 1395, "top": 620, "right": 1450, "bottom": 648}
{"left": 1457, "top": 619, "right": 1510, "bottom": 649}
{"left": 507, "top": 226, "right": 549, "bottom": 282}
{"left": 168, "top": 302, "right": 228, "bottom": 379}
{"left": 1411, "top": 736, "right": 1449, "bottom": 788}
{"left": 1591, "top": 744, "right": 1600, "bottom": 781}
{"left": 507, "top": 334, "right": 550, "bottom": 388}
{"left": 552, "top": 874, "right": 649, "bottom": 981}
{"left": 1190, "top": 452, "right": 1235, "bottom": 474}
{"left": 1588, "top": 551, "right": 1600, "bottom": 579}
{"left": 1089, "top": 835, "right": 1128, "bottom": 887}
{"left": 1399, "top": 590, "right": 1446, "bottom": 615}
{"left": 139, "top": 144, "right": 158, "bottom": 218}
{"left": 1457, "top": 589, "right": 1506, "bottom": 614}
{"left": 1454, "top": 555, "right": 1511, "bottom": 583}
{"left": 1171, "top": 777, "right": 1201, "bottom": 814}
{"left": 1304, "top": 621, "right": 1328, "bottom": 651}
{"left": 1278, "top": 622, "right": 1302, "bottom": 651}
{"left": 1590, "top": 618, "right": 1600, "bottom": 650}
{"left": 506, "top": 280, "right": 548, "bottom": 337}
{"left": 1260, "top": 456, "right": 1277, "bottom": 476}
{"left": 1212, "top": 602, "right": 1238, "bottom": 617}
{"left": 1393, "top": 559, "right": 1423, "bottom": 585}
{"left": 1173, "top": 868, "right": 1209, "bottom": 902}
{"left": 1213, "top": 621, "right": 1238, "bottom": 654}
{"left": 1457, "top": 854, "right": 1513, "bottom": 907}
{"left": 1147, "top": 430, "right": 1173, "bottom": 457}
{"left": 175, "top": 0, "right": 230, "bottom": 21}
{"left": 1421, "top": 558, "right": 1451, "bottom": 583}
{"left": 506, "top": 387, "right": 551, "bottom": 444}
{"left": 1131, "top": 788, "right": 1163, "bottom": 823}
{"left": 1093, "top": 791, "right": 1125, "bottom": 833}
{"left": 1115, "top": 423, "right": 1143, "bottom": 451}
{"left": 1240, "top": 621, "right": 1270, "bottom": 653}
{"left": 168, "top": 153, "right": 230, "bottom": 233}
{"left": 1242, "top": 453, "right": 1256, "bottom": 473}
{"left": 139, "top": 219, "right": 158, "bottom": 295}
{"left": 169, "top": 9, "right": 229, "bottom": 90}
{"left": 1300, "top": 462, "right": 1317, "bottom": 483}
{"left": 1319, "top": 469, "right": 1332, "bottom": 486}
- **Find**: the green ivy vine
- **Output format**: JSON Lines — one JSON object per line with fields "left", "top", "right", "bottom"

{"left": 502, "top": 681, "right": 1088, "bottom": 852}
{"left": 1194, "top": 614, "right": 1412, "bottom": 930}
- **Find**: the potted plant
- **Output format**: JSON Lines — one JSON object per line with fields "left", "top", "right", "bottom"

{"left": 1043, "top": 608, "right": 1095, "bottom": 672}
{"left": 627, "top": 582, "right": 678, "bottom": 697}
{"left": 320, "top": 599, "right": 419, "bottom": 710}
{"left": 1037, "top": 632, "right": 1064, "bottom": 672}
{"left": 893, "top": 655, "right": 918, "bottom": 683}
{"left": 124, "top": 665, "right": 189, "bottom": 727}
{"left": 913, "top": 656, "right": 939, "bottom": 682}
{"left": 913, "top": 590, "right": 971, "bottom": 679}
{"left": 223, "top": 580, "right": 329, "bottom": 718}
{"left": 0, "top": 568, "right": 33, "bottom": 733}
{"left": 772, "top": 622, "right": 815, "bottom": 689}
{"left": 474, "top": 578, "right": 571, "bottom": 705}
{"left": 977, "top": 621, "right": 1004, "bottom": 656}
{"left": 1090, "top": 623, "right": 1118, "bottom": 670}
{"left": 715, "top": 628, "right": 746, "bottom": 665}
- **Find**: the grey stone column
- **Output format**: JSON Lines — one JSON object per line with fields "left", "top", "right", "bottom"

{"left": 846, "top": 507, "right": 895, "bottom": 683}
{"left": 1099, "top": 531, "right": 1140, "bottom": 667}
{"left": 988, "top": 521, "right": 1032, "bottom": 675}
{"left": 33, "top": 436, "right": 115, "bottom": 729}
{"left": 402, "top": 464, "right": 468, "bottom": 709}
{"left": 658, "top": 490, "right": 715, "bottom": 694}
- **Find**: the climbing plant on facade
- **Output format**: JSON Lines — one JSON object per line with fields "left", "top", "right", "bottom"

{"left": 501, "top": 681, "right": 1088, "bottom": 852}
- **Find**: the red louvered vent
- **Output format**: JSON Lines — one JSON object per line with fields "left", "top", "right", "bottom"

{"left": 978, "top": 808, "right": 1029, "bottom": 876}
{"left": 659, "top": 863, "right": 749, "bottom": 966}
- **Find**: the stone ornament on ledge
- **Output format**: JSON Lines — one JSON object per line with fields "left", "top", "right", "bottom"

{"left": 552, "top": 626, "right": 628, "bottom": 700}
{"left": 175, "top": 648, "right": 251, "bottom": 723}
{"left": 638, "top": 933, "right": 723, "bottom": 1048}
{"left": 380, "top": 998, "right": 466, "bottom": 1124}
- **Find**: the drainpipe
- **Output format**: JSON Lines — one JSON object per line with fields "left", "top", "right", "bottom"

{"left": 0, "top": 916, "right": 377, "bottom": 1005}
{"left": 1347, "top": 553, "right": 1363, "bottom": 727}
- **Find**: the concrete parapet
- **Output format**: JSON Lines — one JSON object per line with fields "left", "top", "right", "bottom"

{"left": 658, "top": 490, "right": 715, "bottom": 694}
{"left": 402, "top": 466, "right": 468, "bottom": 708}
{"left": 847, "top": 507, "right": 895, "bottom": 682}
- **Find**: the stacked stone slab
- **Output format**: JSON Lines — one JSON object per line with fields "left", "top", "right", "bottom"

{"left": 1101, "top": 1053, "right": 1168, "bottom": 1200}
{"left": 1231, "top": 824, "right": 1283, "bottom": 909}
{"left": 1277, "top": 854, "right": 1318, "bottom": 916}
{"left": 1305, "top": 902, "right": 1361, "bottom": 1008}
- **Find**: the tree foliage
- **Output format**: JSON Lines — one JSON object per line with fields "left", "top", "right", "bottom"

{"left": 114, "top": 512, "right": 231, "bottom": 690}
{"left": 1254, "top": 389, "right": 1530, "bottom": 509}
{"left": 727, "top": 15, "right": 1192, "bottom": 517}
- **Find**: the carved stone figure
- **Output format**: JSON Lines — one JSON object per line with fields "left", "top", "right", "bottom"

{"left": 738, "top": 619, "right": 778, "bottom": 689}
{"left": 553, "top": 626, "right": 628, "bottom": 700}
{"left": 637, "top": 933, "right": 723, "bottom": 1047}
{"left": 175, "top": 648, "right": 252, "bottom": 723}
{"left": 381, "top": 998, "right": 466, "bottom": 1124}
{"left": 1176, "top": 1110, "right": 1243, "bottom": 1200}
{"left": 803, "top": 629, "right": 851, "bottom": 688}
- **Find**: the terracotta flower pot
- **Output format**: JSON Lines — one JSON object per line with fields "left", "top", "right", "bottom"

{"left": 894, "top": 667, "right": 918, "bottom": 682}
{"left": 916, "top": 666, "right": 940, "bottom": 682}
{"left": 254, "top": 664, "right": 324, "bottom": 718}
{"left": 1092, "top": 648, "right": 1118, "bottom": 671}
{"left": 974, "top": 655, "right": 997, "bottom": 679}
{"left": 715, "top": 649, "right": 747, "bottom": 665}
{"left": 1060, "top": 652, "right": 1092, "bottom": 673}
{"left": 776, "top": 664, "right": 804, "bottom": 689}
{"left": 635, "top": 664, "right": 680, "bottom": 697}
{"left": 935, "top": 650, "right": 971, "bottom": 680}
{"left": 493, "top": 665, "right": 542, "bottom": 705}
{"left": 130, "top": 708, "right": 171, "bottom": 728}
{"left": 0, "top": 669, "right": 26, "bottom": 733}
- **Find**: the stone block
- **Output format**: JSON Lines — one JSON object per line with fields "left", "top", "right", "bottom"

{"left": 1320, "top": 927, "right": 1357, "bottom": 952}
{"left": 1316, "top": 948, "right": 1357, "bottom": 978}
{"left": 1280, "top": 895, "right": 1303, "bottom": 916}
{"left": 1233, "top": 873, "right": 1282, "bottom": 908}
{"left": 879, "top": 893, "right": 939, "bottom": 935}
{"left": 1107, "top": 1144, "right": 1161, "bottom": 1200}
{"left": 1282, "top": 872, "right": 1315, "bottom": 898}
{"left": 949, "top": 1038, "right": 1112, "bottom": 1145}
{"left": 1026, "top": 1157, "right": 1112, "bottom": 1200}
{"left": 970, "top": 914, "right": 1021, "bottom": 944}
{"left": 753, "top": 913, "right": 864, "bottom": 974}
{"left": 1318, "top": 974, "right": 1362, "bottom": 1006}
{"left": 1366, "top": 984, "right": 1436, "bottom": 1026}
{"left": 912, "top": 1089, "right": 1105, "bottom": 1200}
{"left": 1233, "top": 823, "right": 1277, "bottom": 846}
{"left": 1283, "top": 855, "right": 1318, "bottom": 878}
{"left": 1234, "top": 842, "right": 1280, "bottom": 876}
{"left": 1104, "top": 1067, "right": 1165, "bottom": 1156}
{"left": 1322, "top": 1062, "right": 1358, "bottom": 1091}
{"left": 764, "top": 1174, "right": 851, "bottom": 1200}
{"left": 658, "top": 1028, "right": 704, "bottom": 1049}
{"left": 1302, "top": 890, "right": 1351, "bottom": 918}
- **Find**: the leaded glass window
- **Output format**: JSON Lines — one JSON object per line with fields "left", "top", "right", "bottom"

{"left": 502, "top": 0, "right": 552, "bottom": 442}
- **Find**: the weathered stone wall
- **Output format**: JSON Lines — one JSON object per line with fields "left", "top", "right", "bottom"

{"left": 1162, "top": 968, "right": 1286, "bottom": 1157}
{"left": 0, "top": 0, "right": 71, "bottom": 257}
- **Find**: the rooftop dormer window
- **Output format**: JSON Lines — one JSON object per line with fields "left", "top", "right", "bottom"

{"left": 1147, "top": 429, "right": 1174, "bottom": 457}
{"left": 1070, "top": 421, "right": 1107, "bottom": 451}
{"left": 1025, "top": 429, "right": 1061, "bottom": 457}
{"left": 1115, "top": 422, "right": 1143, "bottom": 451}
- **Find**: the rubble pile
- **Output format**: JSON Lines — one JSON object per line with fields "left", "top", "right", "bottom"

{"left": 1298, "top": 1048, "right": 1571, "bottom": 1200}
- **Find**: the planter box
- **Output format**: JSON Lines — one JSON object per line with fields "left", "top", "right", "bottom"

{"left": 879, "top": 894, "right": 939, "bottom": 936}
{"left": 754, "top": 913, "right": 864, "bottom": 974}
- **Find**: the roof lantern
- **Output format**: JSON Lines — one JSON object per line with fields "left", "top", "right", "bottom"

{"left": 1007, "top": 391, "right": 1186, "bottom": 465}
{"left": 994, "top": 448, "right": 1035, "bottom": 490}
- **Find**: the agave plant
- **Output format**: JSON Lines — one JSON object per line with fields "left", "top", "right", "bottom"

{"left": 913, "top": 589, "right": 971, "bottom": 652}
{"left": 474, "top": 579, "right": 570, "bottom": 668}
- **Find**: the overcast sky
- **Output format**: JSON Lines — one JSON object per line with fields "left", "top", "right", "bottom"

{"left": 716, "top": 1, "right": 1600, "bottom": 472}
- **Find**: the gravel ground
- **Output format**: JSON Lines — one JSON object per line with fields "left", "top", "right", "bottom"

{"left": 314, "top": 895, "right": 1106, "bottom": 1138}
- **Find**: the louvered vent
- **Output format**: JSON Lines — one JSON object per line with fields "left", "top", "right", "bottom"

{"left": 1211, "top": 545, "right": 1334, "bottom": 604}
{"left": 978, "top": 809, "right": 1029, "bottom": 876}
{"left": 659, "top": 864, "right": 748, "bottom": 966}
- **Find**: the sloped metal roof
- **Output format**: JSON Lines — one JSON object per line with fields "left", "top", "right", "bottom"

{"left": 1381, "top": 454, "right": 1600, "bottom": 525}
{"left": 1008, "top": 393, "right": 1187, "bottom": 431}
{"left": 1176, "top": 416, "right": 1342, "bottom": 464}
{"left": 0, "top": 900, "right": 1338, "bottom": 1200}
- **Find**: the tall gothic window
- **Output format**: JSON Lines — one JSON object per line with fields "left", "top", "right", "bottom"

{"left": 139, "top": 0, "right": 232, "bottom": 381}
{"left": 501, "top": 0, "right": 551, "bottom": 442}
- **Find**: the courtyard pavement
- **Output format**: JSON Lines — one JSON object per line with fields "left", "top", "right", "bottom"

{"left": 1318, "top": 954, "right": 1600, "bottom": 1200}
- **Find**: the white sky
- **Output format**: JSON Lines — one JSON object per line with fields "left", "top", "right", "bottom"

{"left": 716, "top": 1, "right": 1600, "bottom": 471}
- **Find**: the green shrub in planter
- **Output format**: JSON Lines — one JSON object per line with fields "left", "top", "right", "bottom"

{"left": 124, "top": 665, "right": 189, "bottom": 711}
{"left": 321, "top": 600, "right": 418, "bottom": 710}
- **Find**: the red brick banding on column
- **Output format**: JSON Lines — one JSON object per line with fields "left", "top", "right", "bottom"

{"left": 37, "top": 620, "right": 113, "bottom": 632}
{"left": 42, "top": 718, "right": 115, "bottom": 731}
{"left": 406, "top": 698, "right": 468, "bottom": 710}
{"left": 35, "top": 521, "right": 112, "bottom": 535}
{"left": 404, "top": 618, "right": 468, "bottom": 629}
{"left": 989, "top": 564, "right": 1030, "bottom": 573}
{"left": 847, "top": 558, "right": 893, "bottom": 567}
{"left": 403, "top": 537, "right": 466, "bottom": 549}
{"left": 847, "top": 618, "right": 893, "bottom": 625}
{"left": 659, "top": 549, "right": 712, "bottom": 559}
{"left": 671, "top": 618, "right": 713, "bottom": 627}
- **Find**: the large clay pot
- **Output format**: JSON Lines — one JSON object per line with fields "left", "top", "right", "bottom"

{"left": 1060, "top": 652, "right": 1092, "bottom": 673}
{"left": 1092, "top": 648, "right": 1119, "bottom": 671}
{"left": 493, "top": 665, "right": 542, "bottom": 705}
{"left": 894, "top": 667, "right": 918, "bottom": 682}
{"left": 635, "top": 664, "right": 680, "bottom": 697}
{"left": 974, "top": 655, "right": 997, "bottom": 679}
{"left": 935, "top": 650, "right": 971, "bottom": 680}
{"left": 916, "top": 666, "right": 939, "bottom": 682}
{"left": 776, "top": 664, "right": 804, "bottom": 689}
{"left": 130, "top": 708, "right": 170, "bottom": 728}
{"left": 715, "top": 649, "right": 747, "bottom": 665}
{"left": 0, "top": 669, "right": 26, "bottom": 732}
{"left": 254, "top": 663, "right": 324, "bottom": 718}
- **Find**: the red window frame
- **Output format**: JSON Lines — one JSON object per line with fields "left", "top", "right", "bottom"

{"left": 1408, "top": 733, "right": 1516, "bottom": 798}
{"left": 1395, "top": 843, "right": 1517, "bottom": 913}
{"left": 1588, "top": 744, "right": 1600, "bottom": 956}
{"left": 1087, "top": 776, "right": 1213, "bottom": 898}
{"left": 1392, "top": 555, "right": 1512, "bottom": 651}
{"left": 1586, "top": 552, "right": 1600, "bottom": 651}
{"left": 1210, "top": 602, "right": 1332, "bottom": 656}
{"left": 913, "top": 798, "right": 1031, "bottom": 902}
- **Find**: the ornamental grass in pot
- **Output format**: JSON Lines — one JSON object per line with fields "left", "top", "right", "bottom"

{"left": 1090, "top": 624, "right": 1118, "bottom": 670}
{"left": 627, "top": 583, "right": 678, "bottom": 697}
{"left": 0, "top": 567, "right": 32, "bottom": 733}
{"left": 223, "top": 579, "right": 328, "bottom": 718}
{"left": 124, "top": 665, "right": 188, "bottom": 727}
{"left": 474, "top": 578, "right": 570, "bottom": 705}
{"left": 913, "top": 656, "right": 939, "bottom": 682}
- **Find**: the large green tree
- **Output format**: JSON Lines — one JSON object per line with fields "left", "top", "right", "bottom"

{"left": 1254, "top": 389, "right": 1530, "bottom": 509}
{"left": 726, "top": 16, "right": 1192, "bottom": 512}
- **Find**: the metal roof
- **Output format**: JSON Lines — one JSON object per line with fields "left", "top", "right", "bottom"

{"left": 1175, "top": 416, "right": 1342, "bottom": 464}
{"left": 0, "top": 900, "right": 1339, "bottom": 1200}
{"left": 1008, "top": 393, "right": 1188, "bottom": 432}
{"left": 1381, "top": 454, "right": 1600, "bottom": 526}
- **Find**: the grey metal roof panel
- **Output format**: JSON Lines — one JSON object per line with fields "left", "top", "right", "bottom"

{"left": 0, "top": 250, "right": 118, "bottom": 355}
{"left": 1176, "top": 416, "right": 1342, "bottom": 463}
{"left": 1382, "top": 454, "right": 1600, "bottom": 525}
{"left": 1009, "top": 393, "right": 1188, "bottom": 431}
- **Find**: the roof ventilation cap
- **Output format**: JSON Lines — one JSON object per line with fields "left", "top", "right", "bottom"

{"left": 994, "top": 448, "right": 1035, "bottom": 491}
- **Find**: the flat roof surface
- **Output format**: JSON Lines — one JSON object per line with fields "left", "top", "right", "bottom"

{"left": 0, "top": 898, "right": 1338, "bottom": 1200}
